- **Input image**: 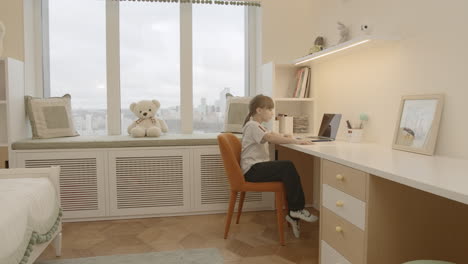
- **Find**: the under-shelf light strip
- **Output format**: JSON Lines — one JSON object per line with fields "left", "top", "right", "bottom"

{"left": 295, "top": 39, "right": 370, "bottom": 65}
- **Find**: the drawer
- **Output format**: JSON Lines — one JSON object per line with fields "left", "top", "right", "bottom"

{"left": 322, "top": 207, "right": 365, "bottom": 264}
{"left": 321, "top": 240, "right": 351, "bottom": 264}
{"left": 322, "top": 159, "right": 368, "bottom": 201}
{"left": 322, "top": 184, "right": 366, "bottom": 230}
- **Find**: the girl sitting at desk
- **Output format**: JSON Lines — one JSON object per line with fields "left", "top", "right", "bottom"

{"left": 241, "top": 94, "right": 318, "bottom": 238}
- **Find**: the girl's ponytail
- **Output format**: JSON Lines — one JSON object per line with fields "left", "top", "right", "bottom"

{"left": 243, "top": 111, "right": 253, "bottom": 126}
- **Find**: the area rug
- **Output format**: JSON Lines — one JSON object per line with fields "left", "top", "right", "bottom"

{"left": 36, "top": 248, "right": 223, "bottom": 264}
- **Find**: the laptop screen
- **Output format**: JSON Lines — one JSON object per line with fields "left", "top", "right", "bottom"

{"left": 317, "top": 114, "right": 342, "bottom": 139}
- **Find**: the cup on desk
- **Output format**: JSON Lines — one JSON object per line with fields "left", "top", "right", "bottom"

{"left": 347, "top": 129, "right": 363, "bottom": 143}
{"left": 273, "top": 120, "right": 280, "bottom": 133}
{"left": 279, "top": 116, "right": 294, "bottom": 135}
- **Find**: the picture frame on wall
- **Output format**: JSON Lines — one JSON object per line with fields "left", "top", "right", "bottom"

{"left": 392, "top": 94, "right": 444, "bottom": 155}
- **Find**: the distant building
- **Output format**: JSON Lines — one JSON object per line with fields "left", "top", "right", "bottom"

{"left": 85, "top": 114, "right": 93, "bottom": 135}
{"left": 219, "top": 87, "right": 230, "bottom": 114}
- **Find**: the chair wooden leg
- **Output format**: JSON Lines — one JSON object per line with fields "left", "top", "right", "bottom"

{"left": 236, "top": 191, "right": 246, "bottom": 224}
{"left": 224, "top": 190, "right": 237, "bottom": 239}
{"left": 275, "top": 192, "right": 286, "bottom": 246}
{"left": 283, "top": 191, "right": 290, "bottom": 227}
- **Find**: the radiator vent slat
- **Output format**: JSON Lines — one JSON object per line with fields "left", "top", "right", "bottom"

{"left": 25, "top": 158, "right": 99, "bottom": 212}
{"left": 115, "top": 156, "right": 184, "bottom": 209}
{"left": 200, "top": 154, "right": 262, "bottom": 205}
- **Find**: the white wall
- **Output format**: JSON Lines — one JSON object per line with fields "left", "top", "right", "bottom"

{"left": 23, "top": 0, "right": 41, "bottom": 97}
{"left": 307, "top": 0, "right": 468, "bottom": 159}
{"left": 261, "top": 0, "right": 315, "bottom": 64}
{"left": 0, "top": 0, "right": 24, "bottom": 61}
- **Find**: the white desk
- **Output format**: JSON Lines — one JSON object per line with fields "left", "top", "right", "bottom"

{"left": 284, "top": 141, "right": 468, "bottom": 205}
{"left": 277, "top": 141, "right": 468, "bottom": 264}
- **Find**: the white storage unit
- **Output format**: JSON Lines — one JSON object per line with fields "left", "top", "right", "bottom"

{"left": 108, "top": 148, "right": 191, "bottom": 217}
{"left": 260, "top": 62, "right": 316, "bottom": 135}
{"left": 15, "top": 150, "right": 107, "bottom": 219}
{"left": 13, "top": 145, "right": 274, "bottom": 221}
{"left": 192, "top": 146, "right": 271, "bottom": 212}
{"left": 0, "top": 57, "right": 28, "bottom": 167}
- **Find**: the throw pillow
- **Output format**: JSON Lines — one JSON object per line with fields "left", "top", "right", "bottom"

{"left": 223, "top": 96, "right": 251, "bottom": 133}
{"left": 25, "top": 94, "right": 79, "bottom": 139}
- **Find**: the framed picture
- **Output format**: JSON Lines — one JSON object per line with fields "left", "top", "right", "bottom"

{"left": 392, "top": 94, "right": 444, "bottom": 155}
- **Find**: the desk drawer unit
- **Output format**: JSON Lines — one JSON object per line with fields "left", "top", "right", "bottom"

{"left": 322, "top": 207, "right": 365, "bottom": 264}
{"left": 322, "top": 184, "right": 366, "bottom": 230}
{"left": 322, "top": 159, "right": 367, "bottom": 201}
{"left": 321, "top": 240, "right": 351, "bottom": 264}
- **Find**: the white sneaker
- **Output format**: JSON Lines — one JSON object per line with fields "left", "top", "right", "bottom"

{"left": 285, "top": 215, "right": 300, "bottom": 238}
{"left": 290, "top": 209, "right": 318, "bottom": 223}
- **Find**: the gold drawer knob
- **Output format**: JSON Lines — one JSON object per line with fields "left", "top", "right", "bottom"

{"left": 335, "top": 200, "right": 344, "bottom": 207}
{"left": 336, "top": 174, "right": 344, "bottom": 181}
{"left": 335, "top": 226, "right": 343, "bottom": 233}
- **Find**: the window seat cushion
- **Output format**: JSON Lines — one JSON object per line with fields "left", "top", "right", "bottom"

{"left": 12, "top": 133, "right": 241, "bottom": 150}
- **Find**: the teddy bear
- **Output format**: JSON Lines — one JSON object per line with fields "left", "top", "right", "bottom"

{"left": 127, "top": 99, "right": 168, "bottom": 137}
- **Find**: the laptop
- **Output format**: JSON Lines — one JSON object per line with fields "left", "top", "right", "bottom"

{"left": 307, "top": 113, "right": 342, "bottom": 142}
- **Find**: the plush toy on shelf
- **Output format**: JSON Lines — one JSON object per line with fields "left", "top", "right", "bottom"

{"left": 309, "top": 36, "right": 325, "bottom": 54}
{"left": 337, "top": 21, "right": 350, "bottom": 44}
{"left": 127, "top": 99, "right": 168, "bottom": 137}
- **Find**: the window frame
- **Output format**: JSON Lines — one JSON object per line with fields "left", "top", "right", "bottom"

{"left": 38, "top": 0, "right": 259, "bottom": 135}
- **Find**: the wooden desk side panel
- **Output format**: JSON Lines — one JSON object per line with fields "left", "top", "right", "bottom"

{"left": 367, "top": 175, "right": 468, "bottom": 264}
{"left": 0, "top": 146, "right": 7, "bottom": 168}
{"left": 276, "top": 145, "right": 316, "bottom": 206}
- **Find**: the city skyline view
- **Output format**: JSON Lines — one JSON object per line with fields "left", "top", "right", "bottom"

{"left": 73, "top": 87, "right": 234, "bottom": 135}
{"left": 48, "top": 0, "right": 246, "bottom": 135}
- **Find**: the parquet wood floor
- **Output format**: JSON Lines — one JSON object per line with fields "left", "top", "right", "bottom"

{"left": 38, "top": 209, "right": 319, "bottom": 264}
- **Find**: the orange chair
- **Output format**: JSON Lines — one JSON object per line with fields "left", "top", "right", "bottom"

{"left": 217, "top": 133, "right": 288, "bottom": 245}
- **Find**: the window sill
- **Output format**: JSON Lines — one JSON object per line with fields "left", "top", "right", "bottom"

{"left": 12, "top": 133, "right": 242, "bottom": 150}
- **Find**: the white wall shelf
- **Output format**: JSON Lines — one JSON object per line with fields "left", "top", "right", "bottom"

{"left": 261, "top": 62, "right": 316, "bottom": 134}
{"left": 293, "top": 35, "right": 399, "bottom": 65}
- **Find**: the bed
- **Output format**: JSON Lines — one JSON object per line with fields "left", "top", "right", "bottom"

{"left": 0, "top": 167, "right": 62, "bottom": 264}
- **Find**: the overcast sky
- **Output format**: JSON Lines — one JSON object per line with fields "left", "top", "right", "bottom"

{"left": 49, "top": 0, "right": 245, "bottom": 110}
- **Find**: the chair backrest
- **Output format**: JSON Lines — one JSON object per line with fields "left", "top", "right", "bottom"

{"left": 217, "top": 133, "right": 246, "bottom": 190}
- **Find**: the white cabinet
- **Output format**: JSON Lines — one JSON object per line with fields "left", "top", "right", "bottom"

{"left": 192, "top": 146, "right": 272, "bottom": 212}
{"left": 108, "top": 148, "right": 191, "bottom": 217}
{"left": 0, "top": 57, "right": 28, "bottom": 168}
{"left": 261, "top": 62, "right": 316, "bottom": 135}
{"left": 13, "top": 146, "right": 275, "bottom": 221}
{"left": 15, "top": 150, "right": 108, "bottom": 219}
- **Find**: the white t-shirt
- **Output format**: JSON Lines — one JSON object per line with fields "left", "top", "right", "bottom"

{"left": 241, "top": 120, "right": 270, "bottom": 174}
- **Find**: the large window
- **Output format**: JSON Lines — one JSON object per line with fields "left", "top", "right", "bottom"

{"left": 48, "top": 0, "right": 107, "bottom": 136}
{"left": 45, "top": 1, "right": 255, "bottom": 135}
{"left": 120, "top": 2, "right": 181, "bottom": 134}
{"left": 193, "top": 5, "right": 245, "bottom": 133}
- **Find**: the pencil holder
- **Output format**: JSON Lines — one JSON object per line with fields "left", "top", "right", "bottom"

{"left": 347, "top": 129, "right": 363, "bottom": 143}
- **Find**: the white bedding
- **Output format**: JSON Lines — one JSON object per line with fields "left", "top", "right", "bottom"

{"left": 0, "top": 178, "right": 60, "bottom": 264}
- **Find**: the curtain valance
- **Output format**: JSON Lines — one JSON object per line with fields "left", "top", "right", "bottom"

{"left": 113, "top": 0, "right": 261, "bottom": 7}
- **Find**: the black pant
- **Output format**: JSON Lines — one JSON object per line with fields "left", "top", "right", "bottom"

{"left": 245, "top": 160, "right": 305, "bottom": 211}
